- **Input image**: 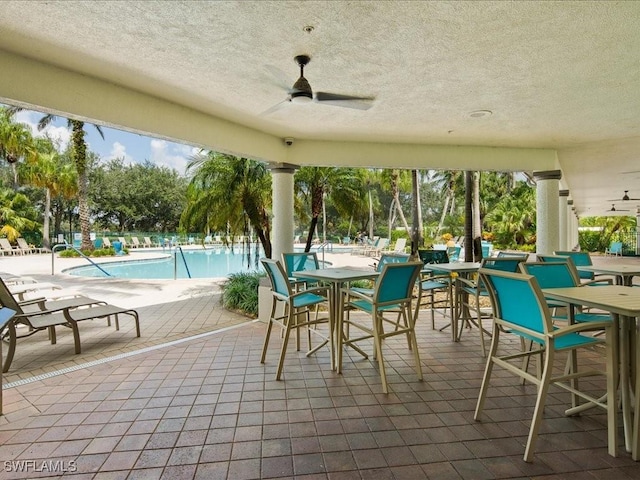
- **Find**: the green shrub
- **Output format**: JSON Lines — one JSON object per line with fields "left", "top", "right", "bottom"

{"left": 221, "top": 272, "right": 262, "bottom": 317}
{"left": 58, "top": 247, "right": 122, "bottom": 258}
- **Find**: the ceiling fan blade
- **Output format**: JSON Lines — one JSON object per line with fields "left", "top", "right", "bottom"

{"left": 264, "top": 65, "right": 293, "bottom": 92}
{"left": 315, "top": 91, "right": 374, "bottom": 110}
{"left": 260, "top": 98, "right": 290, "bottom": 116}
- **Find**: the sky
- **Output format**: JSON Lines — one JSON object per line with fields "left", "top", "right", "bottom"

{"left": 13, "top": 109, "right": 199, "bottom": 176}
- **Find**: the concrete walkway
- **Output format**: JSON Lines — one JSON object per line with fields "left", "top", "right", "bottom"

{"left": 0, "top": 247, "right": 376, "bottom": 384}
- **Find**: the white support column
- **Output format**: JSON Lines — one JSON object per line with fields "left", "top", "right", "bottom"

{"left": 559, "top": 190, "right": 569, "bottom": 251}
{"left": 568, "top": 200, "right": 578, "bottom": 250}
{"left": 534, "top": 170, "right": 562, "bottom": 255}
{"left": 270, "top": 163, "right": 297, "bottom": 262}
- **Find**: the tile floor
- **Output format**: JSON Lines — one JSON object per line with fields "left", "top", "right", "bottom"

{"left": 1, "top": 302, "right": 638, "bottom": 480}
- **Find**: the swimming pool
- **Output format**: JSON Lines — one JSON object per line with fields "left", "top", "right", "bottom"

{"left": 65, "top": 248, "right": 265, "bottom": 279}
{"left": 64, "top": 245, "right": 347, "bottom": 279}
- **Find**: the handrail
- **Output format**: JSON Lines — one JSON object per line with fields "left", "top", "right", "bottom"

{"left": 174, "top": 246, "right": 192, "bottom": 279}
{"left": 312, "top": 241, "right": 333, "bottom": 265}
{"left": 51, "top": 243, "right": 112, "bottom": 277}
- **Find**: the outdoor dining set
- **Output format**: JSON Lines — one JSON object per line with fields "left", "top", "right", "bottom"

{"left": 259, "top": 248, "right": 640, "bottom": 463}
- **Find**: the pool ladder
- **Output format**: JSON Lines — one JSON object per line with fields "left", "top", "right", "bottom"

{"left": 51, "top": 243, "right": 112, "bottom": 276}
{"left": 173, "top": 246, "right": 192, "bottom": 279}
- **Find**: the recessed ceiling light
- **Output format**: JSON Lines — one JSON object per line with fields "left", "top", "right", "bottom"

{"left": 303, "top": 25, "right": 314, "bottom": 34}
{"left": 468, "top": 110, "right": 492, "bottom": 118}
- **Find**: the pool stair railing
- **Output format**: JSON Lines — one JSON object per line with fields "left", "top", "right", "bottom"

{"left": 51, "top": 243, "right": 112, "bottom": 277}
{"left": 174, "top": 246, "right": 192, "bottom": 279}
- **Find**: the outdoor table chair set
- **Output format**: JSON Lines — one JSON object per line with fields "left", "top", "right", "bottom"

{"left": 259, "top": 249, "right": 640, "bottom": 462}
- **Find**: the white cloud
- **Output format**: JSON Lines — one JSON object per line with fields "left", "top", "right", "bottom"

{"left": 108, "top": 141, "right": 134, "bottom": 163}
{"left": 149, "top": 139, "right": 192, "bottom": 174}
{"left": 14, "top": 110, "right": 72, "bottom": 152}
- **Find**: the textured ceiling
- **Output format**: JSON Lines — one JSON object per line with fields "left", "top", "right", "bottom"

{"left": 1, "top": 0, "right": 639, "bottom": 216}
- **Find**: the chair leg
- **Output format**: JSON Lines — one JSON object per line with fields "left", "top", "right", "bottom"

{"left": 408, "top": 304, "right": 423, "bottom": 382}
{"left": 260, "top": 301, "right": 278, "bottom": 363}
{"left": 474, "top": 328, "right": 500, "bottom": 420}
{"left": 2, "top": 322, "right": 16, "bottom": 373}
{"left": 373, "top": 312, "right": 389, "bottom": 394}
{"left": 523, "top": 346, "right": 554, "bottom": 462}
{"left": 275, "top": 310, "right": 294, "bottom": 381}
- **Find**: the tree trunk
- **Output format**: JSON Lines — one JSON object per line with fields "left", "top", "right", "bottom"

{"left": 368, "top": 188, "right": 374, "bottom": 239}
{"left": 472, "top": 171, "right": 482, "bottom": 261}
{"left": 411, "top": 169, "right": 423, "bottom": 254}
{"left": 71, "top": 120, "right": 93, "bottom": 251}
{"left": 305, "top": 217, "right": 319, "bottom": 252}
{"left": 42, "top": 187, "right": 51, "bottom": 250}
{"left": 464, "top": 171, "right": 474, "bottom": 262}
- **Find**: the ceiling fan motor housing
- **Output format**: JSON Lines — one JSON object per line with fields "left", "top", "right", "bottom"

{"left": 291, "top": 76, "right": 313, "bottom": 102}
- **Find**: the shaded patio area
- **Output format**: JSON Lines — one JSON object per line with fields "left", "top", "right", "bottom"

{"left": 1, "top": 300, "right": 637, "bottom": 479}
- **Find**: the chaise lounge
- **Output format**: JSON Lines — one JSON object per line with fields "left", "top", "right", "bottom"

{"left": 0, "top": 278, "right": 141, "bottom": 372}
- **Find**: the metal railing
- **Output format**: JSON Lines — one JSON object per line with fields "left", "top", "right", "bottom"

{"left": 311, "top": 241, "right": 333, "bottom": 265}
{"left": 173, "top": 246, "right": 192, "bottom": 279}
{"left": 51, "top": 243, "right": 112, "bottom": 277}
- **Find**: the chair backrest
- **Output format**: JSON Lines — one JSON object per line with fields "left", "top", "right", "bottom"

{"left": 519, "top": 261, "right": 580, "bottom": 289}
{"left": 609, "top": 241, "right": 623, "bottom": 254}
{"left": 418, "top": 249, "right": 449, "bottom": 265}
{"left": 481, "top": 242, "right": 492, "bottom": 258}
{"left": 479, "top": 268, "right": 552, "bottom": 340}
{"left": 373, "top": 262, "right": 423, "bottom": 306}
{"left": 0, "top": 238, "right": 13, "bottom": 251}
{"left": 261, "top": 258, "right": 293, "bottom": 299}
{"left": 481, "top": 257, "right": 524, "bottom": 272}
{"left": 537, "top": 254, "right": 569, "bottom": 263}
{"left": 446, "top": 245, "right": 461, "bottom": 262}
{"left": 0, "top": 277, "right": 25, "bottom": 315}
{"left": 282, "top": 252, "right": 320, "bottom": 277}
{"left": 393, "top": 238, "right": 407, "bottom": 252}
{"left": 376, "top": 253, "right": 410, "bottom": 271}
{"left": 497, "top": 251, "right": 529, "bottom": 260}
{"left": 553, "top": 251, "right": 594, "bottom": 279}
{"left": 16, "top": 238, "right": 30, "bottom": 250}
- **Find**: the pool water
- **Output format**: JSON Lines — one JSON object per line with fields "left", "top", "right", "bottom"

{"left": 65, "top": 248, "right": 265, "bottom": 279}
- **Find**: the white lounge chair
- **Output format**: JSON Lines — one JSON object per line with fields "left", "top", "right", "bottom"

{"left": 0, "top": 238, "right": 21, "bottom": 256}
{"left": 0, "top": 277, "right": 141, "bottom": 373}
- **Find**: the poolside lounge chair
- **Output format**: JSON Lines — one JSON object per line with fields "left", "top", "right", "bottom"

{"left": 0, "top": 238, "right": 21, "bottom": 256}
{"left": 16, "top": 238, "right": 45, "bottom": 254}
{"left": 130, "top": 236, "right": 141, "bottom": 248}
{"left": 102, "top": 237, "right": 112, "bottom": 248}
{"left": 387, "top": 237, "right": 407, "bottom": 253}
{"left": 0, "top": 277, "right": 140, "bottom": 372}
{"left": 604, "top": 241, "right": 623, "bottom": 257}
{"left": 143, "top": 236, "right": 154, "bottom": 248}
{"left": 117, "top": 237, "right": 128, "bottom": 249}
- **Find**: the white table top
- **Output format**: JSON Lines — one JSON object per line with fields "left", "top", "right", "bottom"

{"left": 422, "top": 262, "right": 481, "bottom": 273}
{"left": 578, "top": 265, "right": 640, "bottom": 276}
{"left": 292, "top": 267, "right": 378, "bottom": 282}
{"left": 542, "top": 285, "right": 640, "bottom": 317}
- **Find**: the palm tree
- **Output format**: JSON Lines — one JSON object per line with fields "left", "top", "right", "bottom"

{"left": 295, "top": 166, "right": 360, "bottom": 252}
{"left": 18, "top": 138, "right": 77, "bottom": 249}
{"left": 0, "top": 187, "right": 40, "bottom": 242}
{"left": 6, "top": 107, "right": 104, "bottom": 250}
{"left": 0, "top": 108, "right": 35, "bottom": 186}
{"left": 485, "top": 183, "right": 536, "bottom": 247}
{"left": 182, "top": 151, "right": 272, "bottom": 257}
{"left": 432, "top": 170, "right": 463, "bottom": 237}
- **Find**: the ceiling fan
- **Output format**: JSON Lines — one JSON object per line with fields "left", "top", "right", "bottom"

{"left": 608, "top": 204, "right": 631, "bottom": 212}
{"left": 261, "top": 55, "right": 374, "bottom": 115}
{"left": 608, "top": 190, "right": 640, "bottom": 202}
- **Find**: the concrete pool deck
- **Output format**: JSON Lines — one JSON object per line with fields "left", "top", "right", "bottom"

{"left": 0, "top": 246, "right": 375, "bottom": 384}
